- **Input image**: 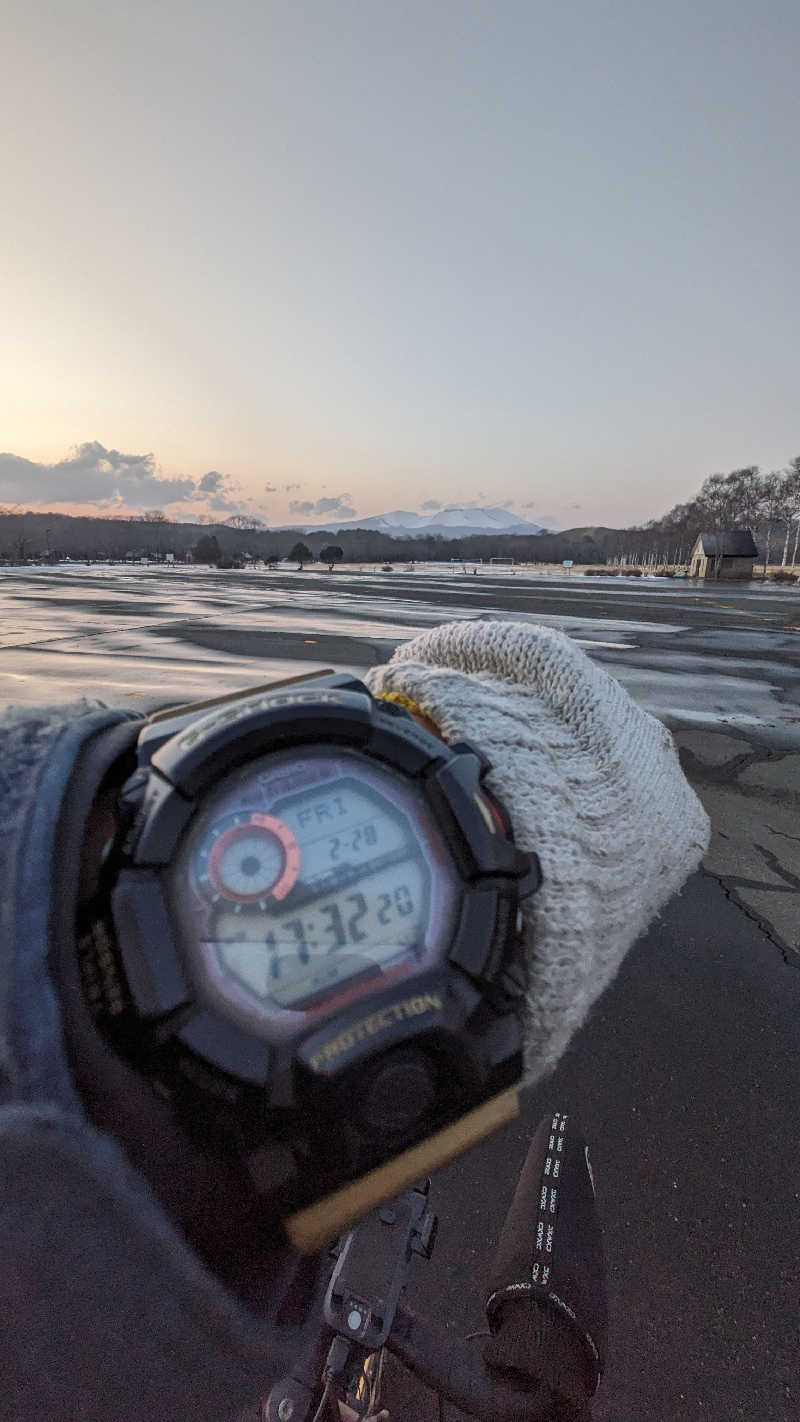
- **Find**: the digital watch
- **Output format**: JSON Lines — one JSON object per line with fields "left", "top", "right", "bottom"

{"left": 81, "top": 672, "right": 540, "bottom": 1249}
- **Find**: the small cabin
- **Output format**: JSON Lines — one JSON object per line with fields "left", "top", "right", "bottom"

{"left": 688, "top": 531, "right": 758, "bottom": 581}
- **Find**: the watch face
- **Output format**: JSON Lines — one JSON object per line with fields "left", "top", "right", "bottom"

{"left": 167, "top": 748, "right": 460, "bottom": 1038}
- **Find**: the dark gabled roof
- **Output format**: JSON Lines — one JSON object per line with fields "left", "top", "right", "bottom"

{"left": 696, "top": 530, "right": 758, "bottom": 557}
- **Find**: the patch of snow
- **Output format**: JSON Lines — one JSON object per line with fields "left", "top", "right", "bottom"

{"left": 276, "top": 506, "right": 546, "bottom": 537}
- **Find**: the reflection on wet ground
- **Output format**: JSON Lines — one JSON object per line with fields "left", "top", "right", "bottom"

{"left": 1, "top": 565, "right": 798, "bottom": 745}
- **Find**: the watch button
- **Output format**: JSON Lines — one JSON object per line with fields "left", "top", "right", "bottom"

{"left": 129, "top": 773, "right": 193, "bottom": 865}
{"left": 429, "top": 756, "right": 512, "bottom": 877}
{"left": 448, "top": 887, "right": 498, "bottom": 978}
{"left": 447, "top": 739, "right": 493, "bottom": 775}
{"left": 111, "top": 871, "right": 190, "bottom": 1017}
{"left": 359, "top": 1048, "right": 436, "bottom": 1140}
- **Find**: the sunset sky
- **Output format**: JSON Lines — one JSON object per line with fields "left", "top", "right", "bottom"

{"left": 1, "top": 1, "right": 798, "bottom": 530}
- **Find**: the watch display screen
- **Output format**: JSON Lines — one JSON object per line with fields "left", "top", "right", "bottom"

{"left": 168, "top": 748, "right": 460, "bottom": 1037}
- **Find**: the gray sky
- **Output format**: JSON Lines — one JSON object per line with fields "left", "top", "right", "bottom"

{"left": 1, "top": 0, "right": 798, "bottom": 528}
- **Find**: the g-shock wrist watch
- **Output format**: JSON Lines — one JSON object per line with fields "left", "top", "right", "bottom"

{"left": 77, "top": 671, "right": 540, "bottom": 1250}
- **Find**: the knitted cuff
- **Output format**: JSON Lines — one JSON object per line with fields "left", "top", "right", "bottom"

{"left": 365, "top": 621, "right": 710, "bottom": 1083}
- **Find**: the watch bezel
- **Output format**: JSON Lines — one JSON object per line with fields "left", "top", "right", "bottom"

{"left": 102, "top": 677, "right": 538, "bottom": 1214}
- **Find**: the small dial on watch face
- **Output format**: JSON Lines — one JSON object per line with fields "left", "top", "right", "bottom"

{"left": 197, "top": 813, "right": 300, "bottom": 905}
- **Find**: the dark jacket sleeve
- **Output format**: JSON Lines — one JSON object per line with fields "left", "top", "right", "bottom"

{"left": 0, "top": 703, "right": 294, "bottom": 1422}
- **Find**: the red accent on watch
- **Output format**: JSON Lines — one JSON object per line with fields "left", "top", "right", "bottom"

{"left": 207, "top": 814, "right": 300, "bottom": 903}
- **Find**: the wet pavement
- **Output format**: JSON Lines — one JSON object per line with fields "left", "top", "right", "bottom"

{"left": 2, "top": 563, "right": 798, "bottom": 956}
{"left": 387, "top": 866, "right": 800, "bottom": 1422}
{"left": 2, "top": 563, "right": 799, "bottom": 1420}
{"left": 2, "top": 564, "right": 799, "bottom": 739}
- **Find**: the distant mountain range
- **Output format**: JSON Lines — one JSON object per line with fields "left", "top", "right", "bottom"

{"left": 278, "top": 505, "right": 547, "bottom": 538}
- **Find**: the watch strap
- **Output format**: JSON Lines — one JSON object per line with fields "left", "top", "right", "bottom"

{"left": 0, "top": 702, "right": 141, "bottom": 1109}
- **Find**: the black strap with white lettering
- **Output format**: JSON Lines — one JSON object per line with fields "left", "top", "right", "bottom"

{"left": 484, "top": 1112, "right": 607, "bottom": 1407}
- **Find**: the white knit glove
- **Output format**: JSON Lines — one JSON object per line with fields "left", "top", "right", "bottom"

{"left": 365, "top": 620, "right": 710, "bottom": 1085}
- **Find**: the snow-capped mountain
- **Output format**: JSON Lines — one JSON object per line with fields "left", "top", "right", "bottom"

{"left": 280, "top": 506, "right": 546, "bottom": 537}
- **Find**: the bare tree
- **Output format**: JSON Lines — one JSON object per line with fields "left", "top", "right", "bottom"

{"left": 722, "top": 467, "right": 761, "bottom": 528}
{"left": 758, "top": 472, "right": 790, "bottom": 579}
{"left": 780, "top": 457, "right": 800, "bottom": 567}
{"left": 696, "top": 474, "right": 735, "bottom": 578}
{"left": 12, "top": 527, "right": 29, "bottom": 563}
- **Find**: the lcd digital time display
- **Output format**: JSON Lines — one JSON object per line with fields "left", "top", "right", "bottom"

{"left": 168, "top": 748, "right": 459, "bottom": 1035}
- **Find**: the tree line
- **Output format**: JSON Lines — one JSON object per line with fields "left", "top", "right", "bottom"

{"left": 0, "top": 509, "right": 619, "bottom": 566}
{"left": 628, "top": 457, "right": 800, "bottom": 569}
{"left": 1, "top": 455, "right": 798, "bottom": 569}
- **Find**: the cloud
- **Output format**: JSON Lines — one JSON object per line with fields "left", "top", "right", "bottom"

{"left": 284, "top": 482, "right": 301, "bottom": 492}
{"left": 421, "top": 499, "right": 442, "bottom": 511}
{"left": 314, "top": 494, "right": 355, "bottom": 516}
{"left": 264, "top": 483, "right": 277, "bottom": 493}
{"left": 288, "top": 493, "right": 356, "bottom": 520}
{"left": 569, "top": 502, "right": 582, "bottom": 510}
{"left": 0, "top": 442, "right": 193, "bottom": 508}
{"left": 195, "top": 470, "right": 242, "bottom": 513}
{"left": 521, "top": 500, "right": 537, "bottom": 509}
{"left": 0, "top": 442, "right": 243, "bottom": 514}
{"left": 207, "top": 494, "right": 240, "bottom": 512}
{"left": 198, "top": 470, "right": 224, "bottom": 493}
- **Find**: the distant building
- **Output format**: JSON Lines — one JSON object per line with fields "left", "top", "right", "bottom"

{"left": 688, "top": 531, "right": 758, "bottom": 580}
